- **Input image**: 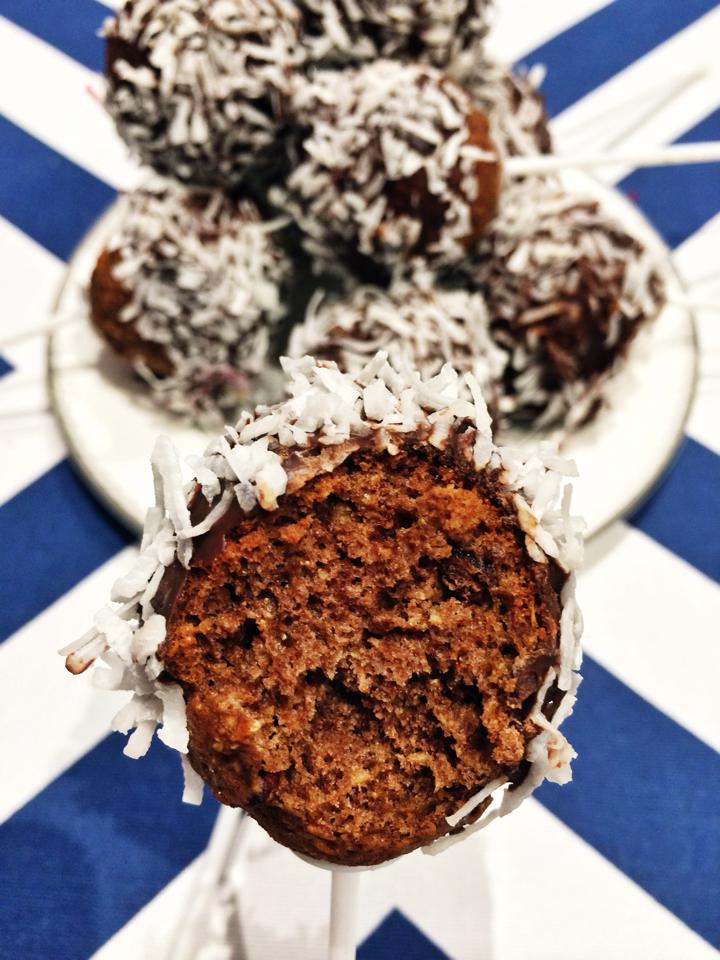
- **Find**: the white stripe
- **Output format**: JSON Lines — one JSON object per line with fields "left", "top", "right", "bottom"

{"left": 0, "top": 216, "right": 64, "bottom": 341}
{"left": 0, "top": 16, "right": 138, "bottom": 191}
{"left": 0, "top": 218, "right": 67, "bottom": 504}
{"left": 94, "top": 807, "right": 717, "bottom": 960}
{"left": 488, "top": 0, "right": 613, "bottom": 64}
{"left": 91, "top": 860, "right": 204, "bottom": 960}
{"left": 0, "top": 404, "right": 66, "bottom": 508}
{"left": 0, "top": 547, "right": 137, "bottom": 824}
{"left": 487, "top": 801, "right": 716, "bottom": 960}
{"left": 582, "top": 522, "right": 720, "bottom": 752}
{"left": 673, "top": 213, "right": 720, "bottom": 457}
{"left": 553, "top": 6, "right": 720, "bottom": 161}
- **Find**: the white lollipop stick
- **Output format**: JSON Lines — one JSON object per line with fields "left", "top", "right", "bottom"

{"left": 670, "top": 296, "right": 720, "bottom": 312}
{"left": 0, "top": 316, "right": 74, "bottom": 353}
{"left": 168, "top": 806, "right": 248, "bottom": 960}
{"left": 558, "top": 68, "right": 709, "bottom": 153}
{"left": 506, "top": 141, "right": 720, "bottom": 176}
{"left": 329, "top": 871, "right": 361, "bottom": 960}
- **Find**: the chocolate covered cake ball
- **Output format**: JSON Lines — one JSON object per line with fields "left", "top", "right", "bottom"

{"left": 460, "top": 178, "right": 666, "bottom": 428}
{"left": 90, "top": 179, "right": 290, "bottom": 421}
{"left": 66, "top": 355, "right": 583, "bottom": 867}
{"left": 104, "top": 0, "right": 303, "bottom": 186}
{"left": 467, "top": 60, "right": 552, "bottom": 157}
{"left": 296, "top": 0, "right": 491, "bottom": 74}
{"left": 290, "top": 276, "right": 508, "bottom": 406}
{"left": 277, "top": 60, "right": 502, "bottom": 276}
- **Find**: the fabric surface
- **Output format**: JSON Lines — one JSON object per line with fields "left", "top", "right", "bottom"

{"left": 0, "top": 1, "right": 718, "bottom": 957}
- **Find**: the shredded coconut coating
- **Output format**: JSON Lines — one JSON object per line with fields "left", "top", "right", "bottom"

{"left": 466, "top": 60, "right": 552, "bottom": 158}
{"left": 453, "top": 178, "right": 667, "bottom": 428}
{"left": 289, "top": 272, "right": 508, "bottom": 408}
{"left": 97, "top": 179, "right": 290, "bottom": 422}
{"left": 275, "top": 59, "right": 502, "bottom": 273}
{"left": 104, "top": 0, "right": 303, "bottom": 186}
{"left": 295, "top": 0, "right": 491, "bottom": 74}
{"left": 65, "top": 353, "right": 584, "bottom": 843}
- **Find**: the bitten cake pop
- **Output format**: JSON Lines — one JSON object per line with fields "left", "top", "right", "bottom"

{"left": 459, "top": 178, "right": 666, "bottom": 428}
{"left": 104, "top": 0, "right": 302, "bottom": 186}
{"left": 90, "top": 179, "right": 290, "bottom": 421}
{"left": 296, "top": 0, "right": 491, "bottom": 75}
{"left": 467, "top": 60, "right": 552, "bottom": 157}
{"left": 65, "top": 355, "right": 584, "bottom": 867}
{"left": 289, "top": 277, "right": 508, "bottom": 406}
{"left": 277, "top": 59, "right": 502, "bottom": 276}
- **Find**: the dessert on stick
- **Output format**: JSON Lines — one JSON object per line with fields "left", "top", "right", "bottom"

{"left": 289, "top": 275, "right": 508, "bottom": 407}
{"left": 104, "top": 0, "right": 303, "bottom": 186}
{"left": 451, "top": 177, "right": 666, "bottom": 428}
{"left": 64, "top": 354, "right": 584, "bottom": 867}
{"left": 90, "top": 178, "right": 290, "bottom": 422}
{"left": 277, "top": 59, "right": 502, "bottom": 277}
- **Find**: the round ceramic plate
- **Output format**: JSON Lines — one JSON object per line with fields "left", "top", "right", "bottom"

{"left": 48, "top": 170, "right": 698, "bottom": 538}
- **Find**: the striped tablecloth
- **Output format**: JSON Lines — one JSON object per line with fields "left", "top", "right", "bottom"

{"left": 0, "top": 2, "right": 718, "bottom": 958}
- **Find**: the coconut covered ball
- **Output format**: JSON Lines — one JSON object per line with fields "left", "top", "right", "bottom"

{"left": 289, "top": 277, "right": 508, "bottom": 408}
{"left": 104, "top": 0, "right": 303, "bottom": 186}
{"left": 460, "top": 178, "right": 667, "bottom": 428}
{"left": 90, "top": 179, "right": 290, "bottom": 421}
{"left": 65, "top": 354, "right": 584, "bottom": 867}
{"left": 277, "top": 59, "right": 502, "bottom": 276}
{"left": 296, "top": 0, "right": 491, "bottom": 74}
{"left": 467, "top": 60, "right": 552, "bottom": 157}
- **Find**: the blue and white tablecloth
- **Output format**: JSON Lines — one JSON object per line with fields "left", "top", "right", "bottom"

{"left": 0, "top": 2, "right": 718, "bottom": 957}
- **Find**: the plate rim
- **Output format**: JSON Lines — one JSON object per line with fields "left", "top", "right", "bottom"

{"left": 46, "top": 178, "right": 700, "bottom": 541}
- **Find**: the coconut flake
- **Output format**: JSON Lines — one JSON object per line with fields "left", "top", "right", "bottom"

{"left": 68, "top": 353, "right": 584, "bottom": 824}
{"left": 465, "top": 176, "right": 666, "bottom": 429}
{"left": 101, "top": 179, "right": 290, "bottom": 424}
{"left": 105, "top": 0, "right": 303, "bottom": 185}
{"left": 278, "top": 59, "right": 499, "bottom": 271}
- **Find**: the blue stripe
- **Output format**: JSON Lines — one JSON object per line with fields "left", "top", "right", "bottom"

{"left": 619, "top": 107, "right": 720, "bottom": 250}
{"left": 520, "top": 0, "right": 720, "bottom": 118}
{"left": 0, "top": 737, "right": 217, "bottom": 960}
{"left": 0, "top": 0, "right": 108, "bottom": 72}
{"left": 0, "top": 356, "right": 13, "bottom": 377}
{"left": 0, "top": 115, "right": 115, "bottom": 261}
{"left": 629, "top": 437, "right": 720, "bottom": 583}
{"left": 538, "top": 657, "right": 720, "bottom": 949}
{"left": 360, "top": 910, "right": 450, "bottom": 960}
{"left": 0, "top": 460, "right": 132, "bottom": 643}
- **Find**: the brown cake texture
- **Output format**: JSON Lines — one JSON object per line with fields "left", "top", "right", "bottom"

{"left": 66, "top": 357, "right": 583, "bottom": 867}
{"left": 156, "top": 440, "right": 566, "bottom": 865}
{"left": 91, "top": 247, "right": 174, "bottom": 378}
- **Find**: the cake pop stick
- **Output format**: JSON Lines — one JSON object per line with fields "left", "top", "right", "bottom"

{"left": 556, "top": 68, "right": 710, "bottom": 153}
{"left": 506, "top": 140, "right": 720, "bottom": 176}
{"left": 329, "top": 872, "right": 361, "bottom": 960}
{"left": 669, "top": 296, "right": 720, "bottom": 312}
{"left": 0, "top": 316, "right": 74, "bottom": 352}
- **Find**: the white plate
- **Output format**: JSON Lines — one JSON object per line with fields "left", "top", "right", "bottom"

{"left": 48, "top": 171, "right": 698, "bottom": 538}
